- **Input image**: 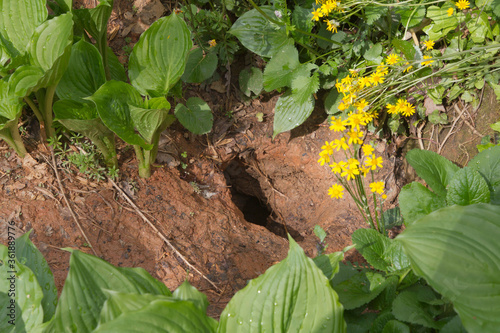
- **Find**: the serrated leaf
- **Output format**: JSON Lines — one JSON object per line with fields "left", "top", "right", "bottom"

{"left": 129, "top": 13, "right": 192, "bottom": 97}
{"left": 56, "top": 40, "right": 106, "bottom": 100}
{"left": 228, "top": 7, "right": 293, "bottom": 58}
{"left": 440, "top": 316, "right": 467, "bottom": 333}
{"left": 239, "top": 67, "right": 263, "bottom": 97}
{"left": 405, "top": 149, "right": 459, "bottom": 197}
{"left": 86, "top": 80, "right": 152, "bottom": 150}
{"left": 291, "top": 65, "right": 319, "bottom": 104}
{"left": 218, "top": 236, "right": 346, "bottom": 332}
{"left": 181, "top": 48, "right": 218, "bottom": 83}
{"left": 332, "top": 271, "right": 389, "bottom": 310}
{"left": 351, "top": 228, "right": 391, "bottom": 271}
{"left": 174, "top": 97, "right": 213, "bottom": 135}
{"left": 382, "top": 320, "right": 410, "bottom": 333}
{"left": 392, "top": 285, "right": 442, "bottom": 329}
{"left": 469, "top": 145, "right": 500, "bottom": 204}
{"left": 0, "top": 243, "right": 44, "bottom": 332}
{"left": 399, "top": 182, "right": 446, "bottom": 225}
{"left": 365, "top": 5, "right": 387, "bottom": 24}
{"left": 263, "top": 44, "right": 300, "bottom": 92}
{"left": 371, "top": 312, "right": 396, "bottom": 333}
{"left": 15, "top": 230, "right": 57, "bottom": 322}
{"left": 423, "top": 4, "right": 458, "bottom": 40}
{"left": 396, "top": 204, "right": 500, "bottom": 333}
{"left": 428, "top": 110, "right": 448, "bottom": 124}
{"left": 446, "top": 167, "right": 491, "bottom": 205}
{"left": 291, "top": 6, "right": 314, "bottom": 44}
{"left": 273, "top": 92, "right": 314, "bottom": 138}
{"left": 173, "top": 280, "right": 210, "bottom": 314}
{"left": 46, "top": 249, "right": 171, "bottom": 333}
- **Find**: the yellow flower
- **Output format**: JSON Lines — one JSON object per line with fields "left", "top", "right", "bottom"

{"left": 369, "top": 181, "right": 385, "bottom": 194}
{"left": 365, "top": 155, "right": 383, "bottom": 170}
{"left": 362, "top": 144, "right": 374, "bottom": 156}
{"left": 386, "top": 103, "right": 398, "bottom": 115}
{"left": 341, "top": 75, "right": 353, "bottom": 85}
{"left": 354, "top": 99, "right": 369, "bottom": 112}
{"left": 386, "top": 54, "right": 400, "bottom": 65}
{"left": 360, "top": 165, "right": 370, "bottom": 177}
{"left": 395, "top": 99, "right": 407, "bottom": 114}
{"left": 347, "top": 130, "right": 363, "bottom": 145}
{"left": 401, "top": 101, "right": 416, "bottom": 117}
{"left": 328, "top": 183, "right": 344, "bottom": 199}
{"left": 341, "top": 164, "right": 360, "bottom": 180}
{"left": 332, "top": 137, "right": 349, "bottom": 151}
{"left": 321, "top": 141, "right": 334, "bottom": 155}
{"left": 311, "top": 8, "right": 323, "bottom": 21}
{"left": 329, "top": 116, "right": 347, "bottom": 132}
{"left": 329, "top": 161, "right": 345, "bottom": 174}
{"left": 403, "top": 62, "right": 413, "bottom": 73}
{"left": 318, "top": 150, "right": 331, "bottom": 166}
{"left": 338, "top": 102, "right": 347, "bottom": 111}
{"left": 347, "top": 113, "right": 364, "bottom": 131}
{"left": 421, "top": 55, "right": 434, "bottom": 67}
{"left": 456, "top": 0, "right": 470, "bottom": 10}
{"left": 208, "top": 39, "right": 217, "bottom": 48}
{"left": 358, "top": 76, "right": 372, "bottom": 89}
{"left": 382, "top": 194, "right": 387, "bottom": 199}
{"left": 347, "top": 158, "right": 360, "bottom": 168}
{"left": 447, "top": 7, "right": 454, "bottom": 16}
{"left": 321, "top": 2, "right": 336, "bottom": 15}
{"left": 376, "top": 62, "right": 388, "bottom": 76}
{"left": 324, "top": 19, "right": 338, "bottom": 33}
{"left": 349, "top": 69, "right": 359, "bottom": 77}
{"left": 423, "top": 40, "right": 435, "bottom": 50}
{"left": 369, "top": 72, "right": 385, "bottom": 86}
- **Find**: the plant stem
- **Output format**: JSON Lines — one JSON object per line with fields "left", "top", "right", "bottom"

{"left": 91, "top": 134, "right": 118, "bottom": 168}
{"left": 0, "top": 122, "right": 27, "bottom": 158}
{"left": 43, "top": 85, "right": 57, "bottom": 140}
{"left": 24, "top": 97, "right": 43, "bottom": 122}
{"left": 134, "top": 145, "right": 151, "bottom": 178}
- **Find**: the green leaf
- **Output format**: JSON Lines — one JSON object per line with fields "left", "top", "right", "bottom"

{"left": 53, "top": 0, "right": 72, "bottom": 13}
{"left": 47, "top": 249, "right": 171, "bottom": 333}
{"left": 363, "top": 43, "right": 383, "bottom": 62}
{"left": 239, "top": 67, "right": 263, "bottom": 97}
{"left": 344, "top": 311, "right": 377, "bottom": 333}
{"left": 15, "top": 230, "right": 57, "bottom": 322}
{"left": 291, "top": 6, "right": 314, "bottom": 44}
{"left": 325, "top": 88, "right": 343, "bottom": 115}
{"left": 332, "top": 271, "right": 390, "bottom": 310}
{"left": 7, "top": 65, "right": 44, "bottom": 97}
{"left": 399, "top": 182, "right": 446, "bottom": 225}
{"left": 428, "top": 110, "right": 448, "bottom": 125}
{"left": 396, "top": 204, "right": 500, "bottom": 333}
{"left": 313, "top": 245, "right": 355, "bottom": 280}
{"left": 263, "top": 44, "right": 300, "bottom": 92}
{"left": 469, "top": 145, "right": 500, "bottom": 204}
{"left": 423, "top": 4, "right": 458, "bottom": 40}
{"left": 0, "top": 78, "right": 23, "bottom": 122}
{"left": 291, "top": 64, "right": 319, "bottom": 104}
{"left": 351, "top": 228, "right": 391, "bottom": 271}
{"left": 218, "top": 236, "right": 346, "bottom": 332}
{"left": 129, "top": 13, "right": 192, "bottom": 97}
{"left": 181, "top": 47, "right": 218, "bottom": 83}
{"left": 0, "top": 0, "right": 47, "bottom": 57}
{"left": 87, "top": 80, "right": 152, "bottom": 149}
{"left": 272, "top": 92, "right": 314, "bottom": 138}
{"left": 447, "top": 166, "right": 491, "bottom": 205}
{"left": 397, "top": 6, "right": 426, "bottom": 28}
{"left": 313, "top": 225, "right": 327, "bottom": 243}
{"left": 440, "top": 316, "right": 467, "bottom": 333}
{"left": 130, "top": 103, "right": 174, "bottom": 143}
{"left": 382, "top": 207, "right": 404, "bottom": 230}
{"left": 174, "top": 97, "right": 213, "bottom": 135}
{"left": 405, "top": 149, "right": 460, "bottom": 197}
{"left": 74, "top": 0, "right": 114, "bottom": 42}
{"left": 56, "top": 40, "right": 106, "bottom": 100}
{"left": 466, "top": 12, "right": 493, "bottom": 43}
{"left": 392, "top": 39, "right": 416, "bottom": 61}
{"left": 382, "top": 320, "right": 410, "bottom": 333}
{"left": 106, "top": 47, "right": 128, "bottom": 82}
{"left": 94, "top": 291, "right": 216, "bottom": 333}
{"left": 392, "top": 285, "right": 442, "bottom": 329}
{"left": 172, "top": 280, "right": 209, "bottom": 314}
{"left": 0, "top": 243, "right": 44, "bottom": 332}
{"left": 365, "top": 5, "right": 387, "bottom": 24}
{"left": 228, "top": 7, "right": 293, "bottom": 58}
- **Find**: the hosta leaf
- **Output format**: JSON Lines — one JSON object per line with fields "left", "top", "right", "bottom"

{"left": 173, "top": 280, "right": 209, "bottom": 314}
{"left": 0, "top": 243, "right": 44, "bottom": 332}
{"left": 446, "top": 166, "right": 490, "bottom": 205}
{"left": 181, "top": 47, "right": 218, "bottom": 83}
{"left": 74, "top": 0, "right": 114, "bottom": 41}
{"left": 218, "top": 236, "right": 346, "bottom": 332}
{"left": 0, "top": 0, "right": 47, "bottom": 57}
{"left": 15, "top": 230, "right": 57, "bottom": 322}
{"left": 263, "top": 44, "right": 300, "bottom": 92}
{"left": 7, "top": 65, "right": 44, "bottom": 97}
{"left": 129, "top": 13, "right": 192, "bottom": 97}
{"left": 406, "top": 149, "right": 459, "bottom": 197}
{"left": 273, "top": 92, "right": 315, "bottom": 138}
{"left": 396, "top": 204, "right": 500, "bottom": 333}
{"left": 107, "top": 47, "right": 128, "bottom": 82}
{"left": 239, "top": 67, "right": 263, "bottom": 97}
{"left": 54, "top": 99, "right": 98, "bottom": 121}
{"left": 399, "top": 182, "right": 446, "bottom": 225}
{"left": 56, "top": 40, "right": 106, "bottom": 100}
{"left": 87, "top": 80, "right": 152, "bottom": 150}
{"left": 0, "top": 78, "right": 23, "bottom": 122}
{"left": 313, "top": 245, "right": 355, "bottom": 280}
{"left": 174, "top": 97, "right": 213, "bottom": 135}
{"left": 94, "top": 291, "right": 216, "bottom": 333}
{"left": 469, "top": 145, "right": 500, "bottom": 204}
{"left": 46, "top": 249, "right": 171, "bottom": 333}
{"left": 291, "top": 64, "right": 319, "bottom": 104}
{"left": 325, "top": 88, "right": 343, "bottom": 115}
{"left": 228, "top": 7, "right": 293, "bottom": 58}
{"left": 332, "top": 271, "right": 390, "bottom": 310}
{"left": 130, "top": 105, "right": 175, "bottom": 143}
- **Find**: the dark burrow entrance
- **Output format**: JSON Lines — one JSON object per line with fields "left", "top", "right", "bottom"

{"left": 223, "top": 157, "right": 303, "bottom": 240}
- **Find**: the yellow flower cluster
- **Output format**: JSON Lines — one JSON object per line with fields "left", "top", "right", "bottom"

{"left": 385, "top": 98, "right": 416, "bottom": 117}
{"left": 311, "top": 0, "right": 343, "bottom": 33}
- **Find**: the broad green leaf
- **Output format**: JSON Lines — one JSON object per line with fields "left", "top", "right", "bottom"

{"left": 423, "top": 4, "right": 458, "bottom": 40}
{"left": 46, "top": 249, "right": 171, "bottom": 333}
{"left": 130, "top": 105, "right": 175, "bottom": 143}
{"left": 129, "top": 13, "right": 192, "bottom": 97}
{"left": 316, "top": 27, "right": 346, "bottom": 50}
{"left": 313, "top": 225, "right": 327, "bottom": 243}
{"left": 173, "top": 280, "right": 209, "bottom": 314}
{"left": 396, "top": 204, "right": 500, "bottom": 333}
{"left": 263, "top": 44, "right": 300, "bottom": 92}
{"left": 174, "top": 97, "right": 213, "bottom": 135}
{"left": 446, "top": 167, "right": 490, "bottom": 205}
{"left": 74, "top": 0, "right": 114, "bottom": 41}
{"left": 382, "top": 207, "right": 404, "bottom": 230}
{"left": 94, "top": 291, "right": 215, "bottom": 333}
{"left": 228, "top": 7, "right": 293, "bottom": 58}
{"left": 392, "top": 39, "right": 416, "bottom": 61}
{"left": 363, "top": 43, "right": 383, "bottom": 62}
{"left": 466, "top": 12, "right": 493, "bottom": 43}
{"left": 15, "top": 230, "right": 57, "bottom": 322}
{"left": 397, "top": 6, "right": 426, "bottom": 28}
{"left": 325, "top": 88, "right": 343, "bottom": 115}
{"left": 0, "top": 0, "right": 47, "bottom": 57}
{"left": 405, "top": 149, "right": 460, "bottom": 197}
{"left": 371, "top": 312, "right": 396, "bottom": 333}
{"left": 291, "top": 64, "right": 319, "bottom": 104}
{"left": 53, "top": 0, "right": 72, "bottom": 13}
{"left": 56, "top": 40, "right": 106, "bottom": 100}
{"left": 273, "top": 92, "right": 314, "bottom": 138}
{"left": 54, "top": 99, "right": 98, "bottom": 120}
{"left": 333, "top": 271, "right": 389, "bottom": 310}
{"left": 469, "top": 145, "right": 500, "bottom": 204}
{"left": 0, "top": 78, "right": 23, "bottom": 122}
{"left": 351, "top": 229, "right": 391, "bottom": 271}
{"left": 440, "top": 316, "right": 467, "bottom": 333}
{"left": 313, "top": 245, "right": 355, "bottom": 280}
{"left": 0, "top": 243, "right": 44, "bottom": 332}
{"left": 87, "top": 80, "right": 152, "bottom": 150}
{"left": 7, "top": 65, "right": 44, "bottom": 97}
{"left": 399, "top": 182, "right": 446, "bottom": 225}
{"left": 239, "top": 67, "right": 263, "bottom": 97}
{"left": 392, "top": 285, "right": 442, "bottom": 329}
{"left": 382, "top": 320, "right": 410, "bottom": 333}
{"left": 291, "top": 6, "right": 314, "bottom": 44}
{"left": 218, "top": 236, "right": 346, "bottom": 332}
{"left": 106, "top": 47, "right": 128, "bottom": 82}
{"left": 181, "top": 47, "right": 218, "bottom": 83}
{"left": 370, "top": 276, "right": 399, "bottom": 312}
